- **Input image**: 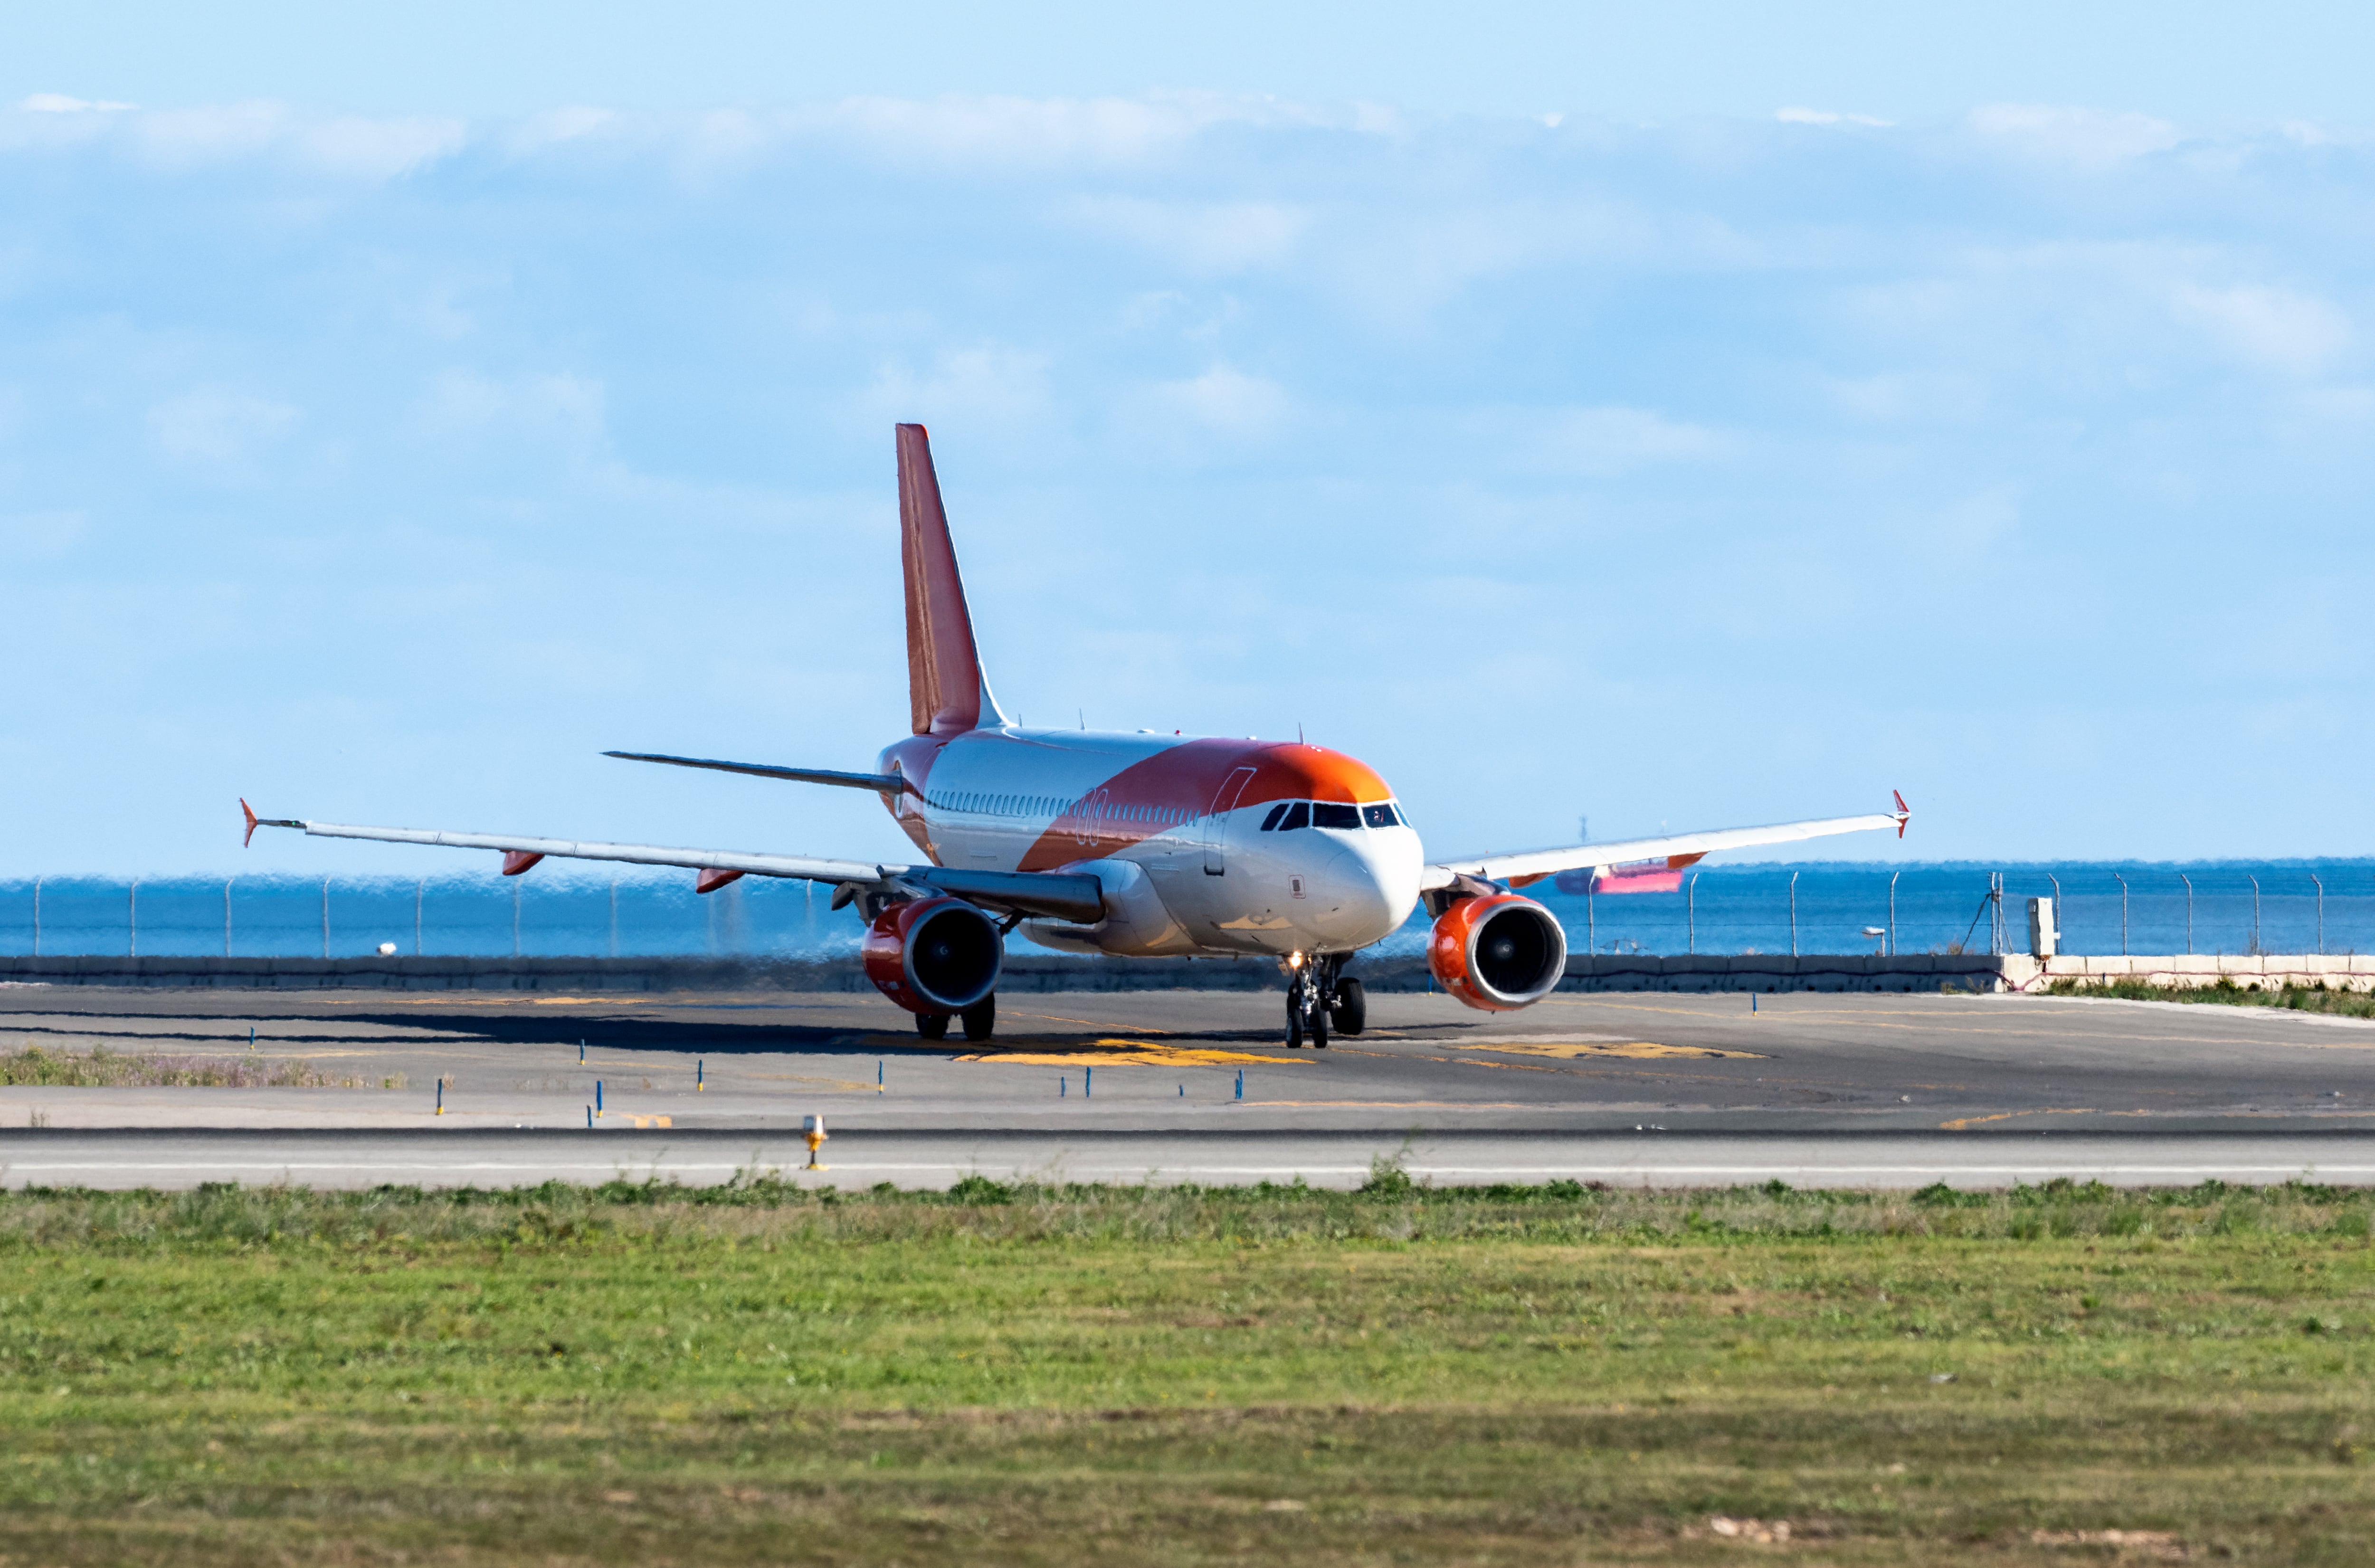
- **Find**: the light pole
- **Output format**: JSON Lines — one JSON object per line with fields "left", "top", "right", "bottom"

{"left": 1889, "top": 870, "right": 1900, "bottom": 957}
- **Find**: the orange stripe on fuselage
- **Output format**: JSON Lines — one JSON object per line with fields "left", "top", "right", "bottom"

{"left": 1014, "top": 739, "right": 1392, "bottom": 871}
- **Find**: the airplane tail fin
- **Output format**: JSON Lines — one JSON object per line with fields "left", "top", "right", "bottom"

{"left": 896, "top": 423, "right": 1007, "bottom": 736}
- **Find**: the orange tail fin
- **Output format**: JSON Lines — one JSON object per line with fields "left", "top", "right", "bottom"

{"left": 897, "top": 424, "right": 1005, "bottom": 736}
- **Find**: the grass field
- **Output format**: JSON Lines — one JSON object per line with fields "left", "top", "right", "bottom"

{"left": 2045, "top": 976, "right": 2375, "bottom": 1018}
{"left": 0, "top": 1044, "right": 400, "bottom": 1089}
{"left": 2, "top": 1174, "right": 2372, "bottom": 1565}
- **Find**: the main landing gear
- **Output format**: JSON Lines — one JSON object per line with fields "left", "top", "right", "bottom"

{"left": 916, "top": 993, "right": 997, "bottom": 1043}
{"left": 1284, "top": 958, "right": 1366, "bottom": 1048}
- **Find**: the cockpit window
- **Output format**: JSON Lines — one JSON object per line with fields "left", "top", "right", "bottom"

{"left": 1311, "top": 802, "right": 1360, "bottom": 830}
{"left": 1259, "top": 803, "right": 1288, "bottom": 832}
{"left": 1362, "top": 802, "right": 1400, "bottom": 828}
{"left": 1277, "top": 800, "right": 1310, "bottom": 831}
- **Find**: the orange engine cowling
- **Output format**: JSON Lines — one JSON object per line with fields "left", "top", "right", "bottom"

{"left": 1427, "top": 893, "right": 1569, "bottom": 1012}
{"left": 861, "top": 896, "right": 1003, "bottom": 1014}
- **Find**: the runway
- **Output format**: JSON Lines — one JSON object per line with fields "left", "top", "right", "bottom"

{"left": 4, "top": 1127, "right": 2369, "bottom": 1191}
{"left": 4, "top": 985, "right": 2374, "bottom": 1187}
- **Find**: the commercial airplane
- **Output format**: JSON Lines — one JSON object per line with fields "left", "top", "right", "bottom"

{"left": 244, "top": 425, "right": 1907, "bottom": 1047}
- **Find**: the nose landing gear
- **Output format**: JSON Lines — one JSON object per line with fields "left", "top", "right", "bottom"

{"left": 1284, "top": 957, "right": 1363, "bottom": 1047}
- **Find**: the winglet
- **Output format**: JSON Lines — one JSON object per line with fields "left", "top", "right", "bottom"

{"left": 1892, "top": 789, "right": 1910, "bottom": 839}
{"left": 241, "top": 798, "right": 305, "bottom": 847}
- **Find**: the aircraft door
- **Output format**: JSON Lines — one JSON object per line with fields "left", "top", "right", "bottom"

{"left": 1202, "top": 767, "right": 1258, "bottom": 876}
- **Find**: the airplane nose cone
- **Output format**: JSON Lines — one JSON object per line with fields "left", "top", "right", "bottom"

{"left": 1308, "top": 830, "right": 1423, "bottom": 948}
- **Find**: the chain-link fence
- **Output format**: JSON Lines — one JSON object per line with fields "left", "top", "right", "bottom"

{"left": 2, "top": 864, "right": 2368, "bottom": 961}
{"left": 0, "top": 874, "right": 847, "bottom": 960}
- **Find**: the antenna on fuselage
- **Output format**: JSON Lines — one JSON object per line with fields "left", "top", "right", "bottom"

{"left": 1078, "top": 708, "right": 1084, "bottom": 730}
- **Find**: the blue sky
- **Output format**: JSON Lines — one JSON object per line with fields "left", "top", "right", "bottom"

{"left": 4, "top": 5, "right": 2374, "bottom": 876}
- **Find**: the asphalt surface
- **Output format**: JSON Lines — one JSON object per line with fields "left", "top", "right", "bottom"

{"left": 4, "top": 985, "right": 2374, "bottom": 1187}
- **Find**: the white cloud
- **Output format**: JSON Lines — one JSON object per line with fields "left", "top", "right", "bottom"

{"left": 1776, "top": 107, "right": 1891, "bottom": 127}
{"left": 861, "top": 345, "right": 1054, "bottom": 437}
{"left": 1926, "top": 485, "right": 2022, "bottom": 550}
{"left": 1966, "top": 104, "right": 2181, "bottom": 170}
{"left": 1138, "top": 365, "right": 1291, "bottom": 441}
{"left": 110, "top": 103, "right": 465, "bottom": 179}
{"left": 1063, "top": 196, "right": 1309, "bottom": 275}
{"left": 20, "top": 94, "right": 133, "bottom": 113}
{"left": 148, "top": 388, "right": 299, "bottom": 465}
{"left": 508, "top": 106, "right": 619, "bottom": 154}
{"left": 294, "top": 114, "right": 466, "bottom": 180}
{"left": 1529, "top": 406, "right": 1725, "bottom": 476}
{"left": 2171, "top": 283, "right": 2352, "bottom": 378}
{"left": 418, "top": 371, "right": 606, "bottom": 452}
{"left": 770, "top": 91, "right": 1349, "bottom": 173}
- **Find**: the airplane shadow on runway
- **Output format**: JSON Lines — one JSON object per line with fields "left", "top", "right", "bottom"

{"left": 5, "top": 1005, "right": 1297, "bottom": 1058}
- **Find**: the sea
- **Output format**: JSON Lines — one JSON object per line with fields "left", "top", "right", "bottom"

{"left": 3, "top": 861, "right": 2369, "bottom": 962}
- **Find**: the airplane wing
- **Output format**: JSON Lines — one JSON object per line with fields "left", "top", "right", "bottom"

{"left": 239, "top": 801, "right": 1106, "bottom": 923}
{"left": 604, "top": 751, "right": 916, "bottom": 796}
{"left": 1421, "top": 793, "right": 1908, "bottom": 891}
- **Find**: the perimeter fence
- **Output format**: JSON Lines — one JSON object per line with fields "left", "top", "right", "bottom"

{"left": 0, "top": 864, "right": 2365, "bottom": 962}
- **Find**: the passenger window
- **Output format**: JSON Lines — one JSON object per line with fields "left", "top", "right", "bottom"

{"left": 1260, "top": 803, "right": 1287, "bottom": 832}
{"left": 1278, "top": 801, "right": 1310, "bottom": 831}
{"left": 1362, "top": 803, "right": 1399, "bottom": 828}
{"left": 1312, "top": 803, "right": 1360, "bottom": 829}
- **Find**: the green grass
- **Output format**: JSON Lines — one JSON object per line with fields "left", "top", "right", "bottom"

{"left": 0, "top": 1044, "right": 401, "bottom": 1089}
{"left": 2046, "top": 975, "right": 2375, "bottom": 1017}
{"left": 3, "top": 1176, "right": 2373, "bottom": 1564}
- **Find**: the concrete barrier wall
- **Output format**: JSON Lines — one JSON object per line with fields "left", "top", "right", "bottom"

{"left": 2009, "top": 954, "right": 2375, "bottom": 992}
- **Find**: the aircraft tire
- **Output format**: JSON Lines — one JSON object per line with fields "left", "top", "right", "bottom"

{"left": 1330, "top": 978, "right": 1366, "bottom": 1036}
{"left": 1285, "top": 993, "right": 1303, "bottom": 1048}
{"left": 916, "top": 1013, "right": 950, "bottom": 1040}
{"left": 960, "top": 994, "right": 997, "bottom": 1042}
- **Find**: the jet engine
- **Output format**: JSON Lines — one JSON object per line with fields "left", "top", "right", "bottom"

{"left": 1427, "top": 893, "right": 1568, "bottom": 1011}
{"left": 862, "top": 895, "right": 1003, "bottom": 1014}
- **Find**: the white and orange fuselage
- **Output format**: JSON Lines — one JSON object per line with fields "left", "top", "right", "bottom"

{"left": 876, "top": 728, "right": 1422, "bottom": 959}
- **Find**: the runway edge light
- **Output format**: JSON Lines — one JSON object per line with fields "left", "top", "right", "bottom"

{"left": 804, "top": 1113, "right": 829, "bottom": 1171}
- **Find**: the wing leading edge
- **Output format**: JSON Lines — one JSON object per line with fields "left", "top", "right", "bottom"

{"left": 603, "top": 751, "right": 916, "bottom": 796}
{"left": 1421, "top": 794, "right": 1909, "bottom": 891}
{"left": 238, "top": 802, "right": 1105, "bottom": 924}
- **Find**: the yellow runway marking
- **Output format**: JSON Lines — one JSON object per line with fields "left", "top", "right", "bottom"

{"left": 959, "top": 1038, "right": 1299, "bottom": 1066}
{"left": 1003, "top": 1011, "right": 1172, "bottom": 1035}
{"left": 1937, "top": 1108, "right": 2106, "bottom": 1130}
{"left": 1451, "top": 1040, "right": 1766, "bottom": 1061}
